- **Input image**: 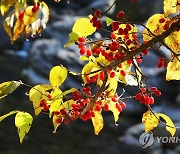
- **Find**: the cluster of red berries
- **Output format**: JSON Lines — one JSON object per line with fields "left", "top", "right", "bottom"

{"left": 157, "top": 58, "right": 168, "bottom": 68}
{"left": 135, "top": 87, "right": 161, "bottom": 105}
{"left": 90, "top": 9, "right": 103, "bottom": 30}
{"left": 39, "top": 94, "right": 52, "bottom": 111}
{"left": 32, "top": 2, "right": 40, "bottom": 13}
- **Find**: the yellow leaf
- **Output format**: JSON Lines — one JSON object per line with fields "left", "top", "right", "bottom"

{"left": 81, "top": 61, "right": 100, "bottom": 84}
{"left": 23, "top": 6, "right": 38, "bottom": 26}
{"left": 143, "top": 14, "right": 169, "bottom": 41}
{"left": 106, "top": 75, "right": 118, "bottom": 97}
{"left": 49, "top": 87, "right": 62, "bottom": 117}
{"left": 64, "top": 32, "right": 79, "bottom": 48}
{"left": 49, "top": 65, "right": 68, "bottom": 87}
{"left": 166, "top": 57, "right": 180, "bottom": 80}
{"left": 15, "top": 112, "right": 33, "bottom": 143}
{"left": 142, "top": 110, "right": 159, "bottom": 133}
{"left": 158, "top": 113, "right": 176, "bottom": 136}
{"left": 12, "top": 19, "right": 25, "bottom": 42}
{"left": 29, "top": 84, "right": 52, "bottom": 115}
{"left": 14, "top": 0, "right": 27, "bottom": 13}
{"left": 164, "top": 0, "right": 178, "bottom": 16}
{"left": 3, "top": 12, "right": 15, "bottom": 37}
{"left": 0, "top": 0, "right": 17, "bottom": 15}
{"left": 0, "top": 111, "right": 19, "bottom": 122}
{"left": 165, "top": 30, "right": 180, "bottom": 53}
{"left": 109, "top": 101, "right": 120, "bottom": 123}
{"left": 91, "top": 111, "right": 103, "bottom": 135}
{"left": 52, "top": 115, "right": 63, "bottom": 133}
{"left": 52, "top": 88, "right": 77, "bottom": 101}
{"left": 0, "top": 81, "right": 21, "bottom": 99}
{"left": 72, "top": 18, "right": 96, "bottom": 37}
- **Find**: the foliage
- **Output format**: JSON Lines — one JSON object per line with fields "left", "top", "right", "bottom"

{"left": 0, "top": 0, "right": 180, "bottom": 143}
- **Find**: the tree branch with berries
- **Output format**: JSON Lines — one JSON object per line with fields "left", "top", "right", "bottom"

{"left": 0, "top": 0, "right": 179, "bottom": 143}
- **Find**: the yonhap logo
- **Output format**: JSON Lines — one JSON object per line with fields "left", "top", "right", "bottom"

{"left": 139, "top": 132, "right": 154, "bottom": 148}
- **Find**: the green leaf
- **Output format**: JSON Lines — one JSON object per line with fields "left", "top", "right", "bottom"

{"left": 158, "top": 113, "right": 176, "bottom": 137}
{"left": 0, "top": 81, "right": 21, "bottom": 99}
{"left": 15, "top": 112, "right": 33, "bottom": 143}
{"left": 49, "top": 65, "right": 68, "bottom": 87}
{"left": 0, "top": 111, "right": 19, "bottom": 122}
{"left": 105, "top": 17, "right": 114, "bottom": 26}
{"left": 72, "top": 18, "right": 96, "bottom": 37}
{"left": 64, "top": 32, "right": 79, "bottom": 48}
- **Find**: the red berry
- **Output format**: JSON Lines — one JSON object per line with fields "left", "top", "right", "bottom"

{"left": 120, "top": 70, "right": 126, "bottom": 76}
{"left": 126, "top": 39, "right": 131, "bottom": 45}
{"left": 111, "top": 97, "right": 118, "bottom": 102}
{"left": 104, "top": 103, "right": 109, "bottom": 111}
{"left": 60, "top": 109, "right": 67, "bottom": 116}
{"left": 99, "top": 71, "right": 104, "bottom": 81}
{"left": 110, "top": 71, "right": 116, "bottom": 78}
{"left": 110, "top": 32, "right": 116, "bottom": 39}
{"left": 135, "top": 93, "right": 142, "bottom": 100}
{"left": 118, "top": 63, "right": 122, "bottom": 68}
{"left": 56, "top": 117, "right": 63, "bottom": 124}
{"left": 127, "top": 59, "right": 132, "bottom": 64}
{"left": 96, "top": 20, "right": 103, "bottom": 29}
{"left": 159, "top": 18, "right": 165, "bottom": 23}
{"left": 80, "top": 48, "right": 86, "bottom": 55}
{"left": 117, "top": 11, "right": 125, "bottom": 18}
{"left": 95, "top": 104, "right": 101, "bottom": 111}
{"left": 150, "top": 87, "right": 157, "bottom": 91}
{"left": 95, "top": 9, "right": 101, "bottom": 16}
{"left": 119, "top": 101, "right": 126, "bottom": 108}
{"left": 64, "top": 119, "right": 70, "bottom": 125}
{"left": 84, "top": 98, "right": 90, "bottom": 104}
{"left": 154, "top": 90, "right": 161, "bottom": 96}
{"left": 163, "top": 23, "right": 169, "bottom": 30}
{"left": 86, "top": 75, "right": 91, "bottom": 84}
{"left": 132, "top": 0, "right": 137, "bottom": 2}
{"left": 142, "top": 49, "right": 148, "bottom": 55}
{"left": 40, "top": 99, "right": 46, "bottom": 107}
{"left": 149, "top": 96, "right": 154, "bottom": 105}
{"left": 163, "top": 61, "right": 168, "bottom": 68}
{"left": 116, "top": 103, "right": 122, "bottom": 112}
{"left": 86, "top": 49, "right": 92, "bottom": 56}
{"left": 126, "top": 24, "right": 131, "bottom": 31}
{"left": 47, "top": 94, "right": 52, "bottom": 99}
{"left": 91, "top": 16, "right": 98, "bottom": 22}
{"left": 157, "top": 61, "right": 163, "bottom": 68}
{"left": 43, "top": 105, "right": 50, "bottom": 111}
{"left": 78, "top": 37, "right": 86, "bottom": 42}
{"left": 54, "top": 111, "right": 60, "bottom": 115}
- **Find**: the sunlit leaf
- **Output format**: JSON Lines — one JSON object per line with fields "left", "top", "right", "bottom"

{"left": 0, "top": 111, "right": 19, "bottom": 122}
{"left": 15, "top": 112, "right": 33, "bottom": 143}
{"left": 164, "top": 0, "right": 178, "bottom": 16}
{"left": 165, "top": 30, "right": 180, "bottom": 53}
{"left": 52, "top": 88, "right": 77, "bottom": 101}
{"left": 49, "top": 65, "right": 68, "bottom": 87}
{"left": 158, "top": 113, "right": 176, "bottom": 136}
{"left": 64, "top": 32, "right": 79, "bottom": 48}
{"left": 91, "top": 111, "right": 103, "bottom": 135}
{"left": 125, "top": 75, "right": 138, "bottom": 86}
{"left": 29, "top": 84, "right": 52, "bottom": 115}
{"left": 109, "top": 101, "right": 120, "bottom": 123}
{"left": 3, "top": 13, "right": 15, "bottom": 37}
{"left": 49, "top": 87, "right": 62, "bottom": 117}
{"left": 0, "top": 81, "right": 21, "bottom": 99}
{"left": 166, "top": 57, "right": 180, "bottom": 80}
{"left": 72, "top": 18, "right": 96, "bottom": 37}
{"left": 143, "top": 14, "right": 169, "bottom": 41}
{"left": 0, "top": 0, "right": 17, "bottom": 15}
{"left": 106, "top": 17, "right": 114, "bottom": 26}
{"left": 52, "top": 114, "right": 63, "bottom": 133}
{"left": 142, "top": 110, "right": 159, "bottom": 132}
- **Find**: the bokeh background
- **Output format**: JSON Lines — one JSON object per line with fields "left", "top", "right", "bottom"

{"left": 0, "top": 0, "right": 180, "bottom": 153}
